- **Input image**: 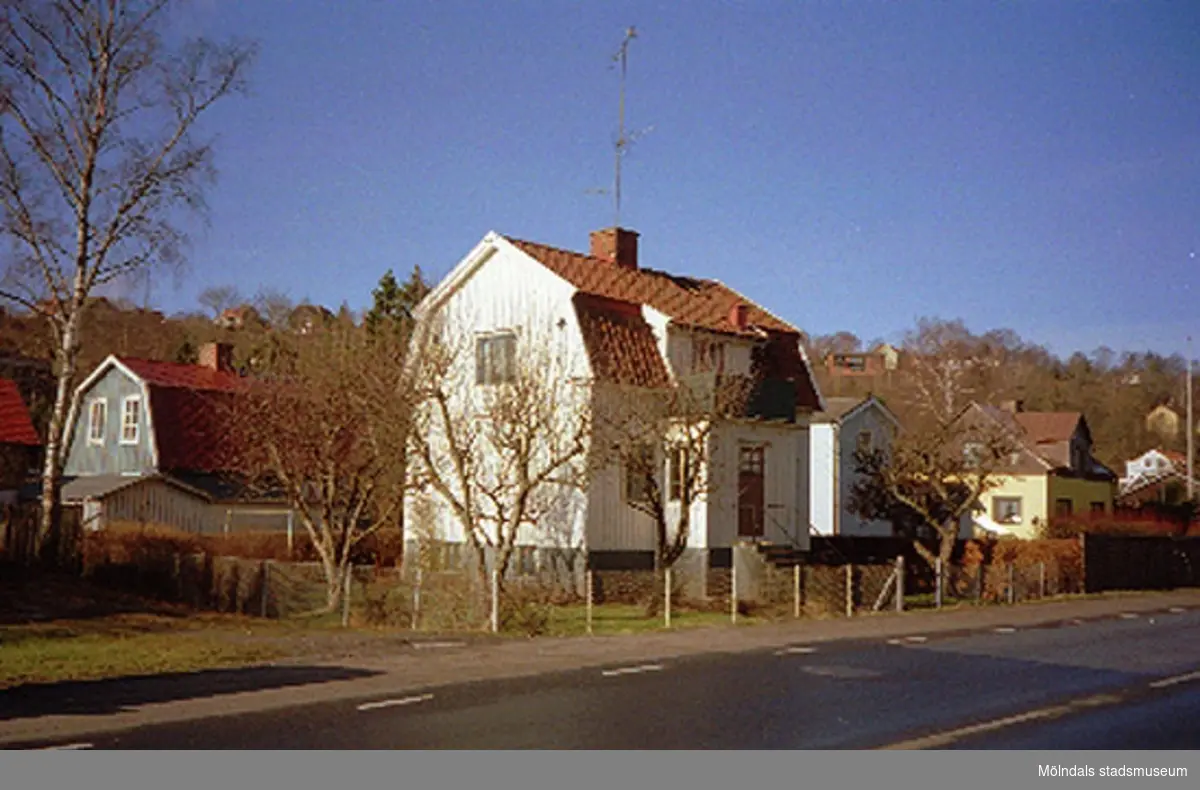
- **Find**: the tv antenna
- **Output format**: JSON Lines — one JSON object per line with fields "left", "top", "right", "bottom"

{"left": 588, "top": 26, "right": 652, "bottom": 228}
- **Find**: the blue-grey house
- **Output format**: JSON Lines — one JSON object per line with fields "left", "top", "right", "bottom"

{"left": 62, "top": 343, "right": 294, "bottom": 537}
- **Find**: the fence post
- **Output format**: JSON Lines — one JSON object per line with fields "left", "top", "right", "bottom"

{"left": 844, "top": 564, "right": 853, "bottom": 618}
{"left": 341, "top": 568, "right": 352, "bottom": 627}
{"left": 490, "top": 569, "right": 500, "bottom": 633}
{"left": 935, "top": 557, "right": 943, "bottom": 609}
{"left": 175, "top": 553, "right": 184, "bottom": 602}
{"left": 664, "top": 568, "right": 672, "bottom": 629}
{"left": 793, "top": 563, "right": 801, "bottom": 619}
{"left": 895, "top": 555, "right": 905, "bottom": 613}
{"left": 260, "top": 560, "right": 270, "bottom": 618}
{"left": 731, "top": 561, "right": 739, "bottom": 624}
{"left": 585, "top": 569, "right": 594, "bottom": 636}
{"left": 1039, "top": 561, "right": 1046, "bottom": 599}
{"left": 1007, "top": 563, "right": 1015, "bottom": 605}
{"left": 412, "top": 567, "right": 422, "bottom": 630}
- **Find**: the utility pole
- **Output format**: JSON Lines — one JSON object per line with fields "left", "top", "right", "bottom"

{"left": 1188, "top": 335, "right": 1194, "bottom": 501}
{"left": 613, "top": 26, "right": 637, "bottom": 228}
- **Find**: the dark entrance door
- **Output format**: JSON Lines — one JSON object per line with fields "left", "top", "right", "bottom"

{"left": 738, "top": 445, "right": 765, "bottom": 538}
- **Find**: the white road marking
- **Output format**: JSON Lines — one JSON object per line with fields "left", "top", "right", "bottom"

{"left": 41, "top": 742, "right": 93, "bottom": 750}
{"left": 412, "top": 641, "right": 466, "bottom": 650}
{"left": 994, "top": 627, "right": 1017, "bottom": 634}
{"left": 775, "top": 646, "right": 817, "bottom": 655}
{"left": 1168, "top": 607, "right": 1187, "bottom": 614}
{"left": 601, "top": 663, "right": 663, "bottom": 677}
{"left": 881, "top": 692, "right": 1124, "bottom": 750}
{"left": 1118, "top": 612, "right": 1139, "bottom": 620}
{"left": 904, "top": 635, "right": 927, "bottom": 643}
{"left": 356, "top": 693, "right": 434, "bottom": 711}
{"left": 1149, "top": 670, "right": 1200, "bottom": 690}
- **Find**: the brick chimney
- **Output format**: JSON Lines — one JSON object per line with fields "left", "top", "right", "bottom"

{"left": 199, "top": 342, "right": 234, "bottom": 373}
{"left": 590, "top": 227, "right": 639, "bottom": 269}
{"left": 729, "top": 303, "right": 750, "bottom": 331}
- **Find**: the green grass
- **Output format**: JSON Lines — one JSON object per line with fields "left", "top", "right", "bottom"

{"left": 544, "top": 604, "right": 759, "bottom": 636}
{"left": 0, "top": 614, "right": 287, "bottom": 689}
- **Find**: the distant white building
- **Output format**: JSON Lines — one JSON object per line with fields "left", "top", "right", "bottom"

{"left": 809, "top": 395, "right": 900, "bottom": 537}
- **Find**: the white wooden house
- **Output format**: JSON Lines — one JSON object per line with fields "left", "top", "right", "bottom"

{"left": 404, "top": 227, "right": 825, "bottom": 590}
{"left": 809, "top": 395, "right": 900, "bottom": 536}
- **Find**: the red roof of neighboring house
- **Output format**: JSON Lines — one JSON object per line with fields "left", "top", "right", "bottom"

{"left": 507, "top": 238, "right": 797, "bottom": 338}
{"left": 119, "top": 357, "right": 244, "bottom": 392}
{"left": 572, "top": 293, "right": 671, "bottom": 389}
{"left": 1014, "top": 412, "right": 1082, "bottom": 444}
{"left": 0, "top": 378, "right": 40, "bottom": 446}
{"left": 116, "top": 357, "right": 244, "bottom": 473}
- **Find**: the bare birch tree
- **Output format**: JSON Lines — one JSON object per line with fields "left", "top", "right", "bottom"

{"left": 226, "top": 322, "right": 414, "bottom": 612}
{"left": 0, "top": 0, "right": 255, "bottom": 562}
{"left": 407, "top": 321, "right": 592, "bottom": 592}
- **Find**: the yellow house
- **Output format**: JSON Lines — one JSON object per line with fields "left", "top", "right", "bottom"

{"left": 960, "top": 403, "right": 1117, "bottom": 539}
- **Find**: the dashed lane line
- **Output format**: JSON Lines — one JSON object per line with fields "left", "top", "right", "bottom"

{"left": 357, "top": 694, "right": 434, "bottom": 712}
{"left": 601, "top": 664, "right": 664, "bottom": 677}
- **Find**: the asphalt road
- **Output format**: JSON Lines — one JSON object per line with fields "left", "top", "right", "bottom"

{"left": 15, "top": 606, "right": 1200, "bottom": 749}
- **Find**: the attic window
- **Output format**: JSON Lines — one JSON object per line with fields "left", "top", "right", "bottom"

{"left": 87, "top": 398, "right": 107, "bottom": 445}
{"left": 475, "top": 332, "right": 516, "bottom": 385}
{"left": 121, "top": 396, "right": 141, "bottom": 444}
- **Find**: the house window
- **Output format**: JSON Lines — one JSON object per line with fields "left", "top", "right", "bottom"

{"left": 667, "top": 446, "right": 689, "bottom": 501}
{"left": 1055, "top": 498, "right": 1073, "bottom": 517}
{"left": 121, "top": 396, "right": 141, "bottom": 444}
{"left": 475, "top": 332, "right": 516, "bottom": 385}
{"left": 87, "top": 398, "right": 107, "bottom": 445}
{"left": 963, "top": 442, "right": 985, "bottom": 469}
{"left": 856, "top": 430, "right": 873, "bottom": 455}
{"left": 993, "top": 497, "right": 1022, "bottom": 525}
{"left": 691, "top": 336, "right": 725, "bottom": 374}
{"left": 833, "top": 354, "right": 867, "bottom": 373}
{"left": 1090, "top": 501, "right": 1106, "bottom": 515}
{"left": 625, "top": 443, "right": 656, "bottom": 506}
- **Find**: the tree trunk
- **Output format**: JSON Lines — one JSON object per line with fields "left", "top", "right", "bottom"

{"left": 36, "top": 319, "right": 80, "bottom": 567}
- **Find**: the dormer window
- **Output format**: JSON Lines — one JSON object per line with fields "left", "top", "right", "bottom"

{"left": 692, "top": 335, "right": 725, "bottom": 374}
{"left": 87, "top": 398, "right": 107, "bottom": 445}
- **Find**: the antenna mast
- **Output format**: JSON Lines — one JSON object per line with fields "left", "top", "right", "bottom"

{"left": 613, "top": 26, "right": 637, "bottom": 228}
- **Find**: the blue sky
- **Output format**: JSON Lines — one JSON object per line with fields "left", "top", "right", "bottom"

{"left": 142, "top": 1, "right": 1198, "bottom": 359}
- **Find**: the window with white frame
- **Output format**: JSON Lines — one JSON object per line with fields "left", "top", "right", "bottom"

{"left": 475, "top": 332, "right": 517, "bottom": 385}
{"left": 121, "top": 396, "right": 141, "bottom": 444}
{"left": 87, "top": 398, "right": 107, "bottom": 445}
{"left": 667, "top": 445, "right": 690, "bottom": 501}
{"left": 993, "top": 497, "right": 1022, "bottom": 525}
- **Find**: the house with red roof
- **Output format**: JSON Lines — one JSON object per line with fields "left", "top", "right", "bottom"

{"left": 405, "top": 226, "right": 825, "bottom": 586}
{"left": 953, "top": 400, "right": 1117, "bottom": 538}
{"left": 0, "top": 377, "right": 41, "bottom": 505}
{"left": 60, "top": 343, "right": 294, "bottom": 535}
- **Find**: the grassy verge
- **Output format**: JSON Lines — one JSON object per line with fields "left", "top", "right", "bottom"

{"left": 0, "top": 614, "right": 288, "bottom": 689}
{"left": 544, "top": 604, "right": 759, "bottom": 636}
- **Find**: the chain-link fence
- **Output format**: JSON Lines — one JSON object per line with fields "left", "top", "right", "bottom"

{"left": 72, "top": 539, "right": 1090, "bottom": 636}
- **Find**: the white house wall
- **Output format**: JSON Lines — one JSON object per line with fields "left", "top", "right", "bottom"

{"left": 809, "top": 423, "right": 836, "bottom": 536}
{"left": 708, "top": 421, "right": 809, "bottom": 550}
{"left": 837, "top": 406, "right": 895, "bottom": 537}
{"left": 406, "top": 239, "right": 593, "bottom": 552}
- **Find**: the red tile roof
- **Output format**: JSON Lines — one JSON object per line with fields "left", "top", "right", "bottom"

{"left": 507, "top": 238, "right": 798, "bottom": 338}
{"left": 0, "top": 378, "right": 40, "bottom": 446}
{"left": 1014, "top": 412, "right": 1082, "bottom": 444}
{"left": 572, "top": 293, "right": 671, "bottom": 388}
